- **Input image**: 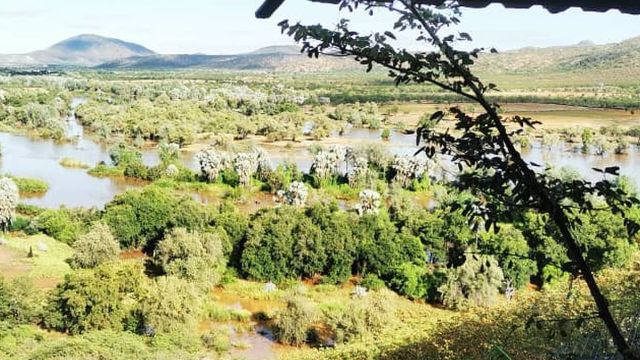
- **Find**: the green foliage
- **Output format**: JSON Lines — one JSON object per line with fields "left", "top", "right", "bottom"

{"left": 354, "top": 212, "right": 425, "bottom": 276}
{"left": 28, "top": 207, "right": 97, "bottom": 245}
{"left": 43, "top": 263, "right": 145, "bottom": 334}
{"left": 152, "top": 227, "right": 225, "bottom": 284}
{"left": 9, "top": 176, "right": 49, "bottom": 194}
{"left": 0, "top": 277, "right": 41, "bottom": 324}
{"left": 386, "top": 262, "right": 429, "bottom": 300}
{"left": 241, "top": 206, "right": 322, "bottom": 281}
{"left": 440, "top": 255, "right": 505, "bottom": 310}
{"left": 109, "top": 143, "right": 142, "bottom": 167}
{"left": 103, "top": 186, "right": 206, "bottom": 250}
{"left": 139, "top": 276, "right": 202, "bottom": 334}
{"left": 322, "top": 290, "right": 396, "bottom": 344}
{"left": 307, "top": 202, "right": 356, "bottom": 284}
{"left": 273, "top": 296, "right": 317, "bottom": 345}
{"left": 87, "top": 164, "right": 124, "bottom": 177}
{"left": 203, "top": 301, "right": 251, "bottom": 322}
{"left": 380, "top": 127, "right": 391, "bottom": 141}
{"left": 360, "top": 274, "right": 385, "bottom": 291}
{"left": 71, "top": 222, "right": 120, "bottom": 269}
{"left": 479, "top": 224, "right": 536, "bottom": 289}
{"left": 210, "top": 203, "right": 248, "bottom": 262}
{"left": 201, "top": 327, "right": 231, "bottom": 353}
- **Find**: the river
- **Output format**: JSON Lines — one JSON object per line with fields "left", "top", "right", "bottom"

{"left": 1, "top": 99, "right": 638, "bottom": 208}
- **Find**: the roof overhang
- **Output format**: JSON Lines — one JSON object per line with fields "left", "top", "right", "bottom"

{"left": 256, "top": 0, "right": 640, "bottom": 18}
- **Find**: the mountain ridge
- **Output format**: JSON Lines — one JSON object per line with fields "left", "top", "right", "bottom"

{"left": 0, "top": 34, "right": 639, "bottom": 74}
{"left": 0, "top": 34, "right": 155, "bottom": 67}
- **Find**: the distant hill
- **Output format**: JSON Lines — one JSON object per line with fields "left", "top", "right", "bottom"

{"left": 1, "top": 34, "right": 639, "bottom": 75}
{"left": 97, "top": 47, "right": 354, "bottom": 72}
{"left": 0, "top": 34, "right": 155, "bottom": 67}
{"left": 474, "top": 36, "right": 640, "bottom": 74}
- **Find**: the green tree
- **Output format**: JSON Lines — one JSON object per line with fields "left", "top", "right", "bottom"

{"left": 273, "top": 296, "right": 317, "bottom": 346}
{"left": 439, "top": 254, "right": 505, "bottom": 310}
{"left": 139, "top": 276, "right": 202, "bottom": 334}
{"left": 0, "top": 277, "right": 40, "bottom": 324}
{"left": 71, "top": 222, "right": 120, "bottom": 269}
{"left": 479, "top": 224, "right": 536, "bottom": 289}
{"left": 43, "top": 263, "right": 145, "bottom": 334}
{"left": 307, "top": 202, "right": 356, "bottom": 283}
{"left": 279, "top": 2, "right": 639, "bottom": 356}
{"left": 152, "top": 227, "right": 225, "bottom": 283}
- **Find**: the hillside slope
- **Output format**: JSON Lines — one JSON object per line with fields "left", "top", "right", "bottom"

{"left": 0, "top": 34, "right": 155, "bottom": 67}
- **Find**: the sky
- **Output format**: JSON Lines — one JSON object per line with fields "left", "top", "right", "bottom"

{"left": 0, "top": 0, "right": 638, "bottom": 55}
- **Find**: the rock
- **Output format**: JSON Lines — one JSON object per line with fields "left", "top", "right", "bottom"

{"left": 264, "top": 282, "right": 277, "bottom": 293}
{"left": 37, "top": 242, "right": 48, "bottom": 252}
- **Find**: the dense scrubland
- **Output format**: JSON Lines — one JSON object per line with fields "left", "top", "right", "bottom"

{"left": 0, "top": 69, "right": 639, "bottom": 359}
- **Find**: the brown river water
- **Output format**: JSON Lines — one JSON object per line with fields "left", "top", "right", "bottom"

{"left": 2, "top": 98, "right": 638, "bottom": 208}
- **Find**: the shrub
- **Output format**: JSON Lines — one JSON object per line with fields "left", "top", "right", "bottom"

{"left": 210, "top": 204, "right": 248, "bottom": 263}
{"left": 439, "top": 255, "right": 505, "bottom": 310}
{"left": 354, "top": 213, "right": 425, "bottom": 276}
{"left": 103, "top": 186, "right": 204, "bottom": 251}
{"left": 386, "top": 262, "right": 428, "bottom": 300}
{"left": 109, "top": 143, "right": 142, "bottom": 167}
{"left": 102, "top": 204, "right": 142, "bottom": 249}
{"left": 0, "top": 277, "right": 41, "bottom": 324}
{"left": 323, "top": 291, "right": 395, "bottom": 344}
{"left": 360, "top": 273, "right": 385, "bottom": 291}
{"left": 43, "top": 263, "right": 145, "bottom": 334}
{"left": 28, "top": 208, "right": 96, "bottom": 245}
{"left": 10, "top": 176, "right": 49, "bottom": 194}
{"left": 71, "top": 222, "right": 120, "bottom": 269}
{"left": 241, "top": 206, "right": 325, "bottom": 282}
{"left": 381, "top": 128, "right": 391, "bottom": 141}
{"left": 152, "top": 227, "right": 225, "bottom": 284}
{"left": 201, "top": 327, "right": 231, "bottom": 353}
{"left": 139, "top": 276, "right": 202, "bottom": 334}
{"left": 307, "top": 203, "right": 356, "bottom": 284}
{"left": 273, "top": 296, "right": 317, "bottom": 345}
{"left": 479, "top": 224, "right": 536, "bottom": 289}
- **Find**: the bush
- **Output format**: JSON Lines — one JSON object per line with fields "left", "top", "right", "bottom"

{"left": 273, "top": 296, "right": 317, "bottom": 345}
{"left": 354, "top": 213, "right": 425, "bottom": 276}
{"left": 71, "top": 222, "right": 120, "bottom": 269}
{"left": 386, "top": 262, "right": 428, "bottom": 300}
{"left": 201, "top": 327, "right": 231, "bottom": 353}
{"left": 241, "top": 206, "right": 325, "bottom": 282}
{"left": 323, "top": 290, "right": 396, "bottom": 344}
{"left": 109, "top": 143, "right": 142, "bottom": 167}
{"left": 360, "top": 273, "right": 385, "bottom": 291}
{"left": 43, "top": 263, "right": 145, "bottom": 334}
{"left": 439, "top": 255, "right": 505, "bottom": 310}
{"left": 152, "top": 227, "right": 225, "bottom": 284}
{"left": 479, "top": 224, "right": 536, "bottom": 289}
{"left": 307, "top": 203, "right": 356, "bottom": 284}
{"left": 10, "top": 176, "right": 49, "bottom": 194}
{"left": 103, "top": 186, "right": 205, "bottom": 251}
{"left": 0, "top": 277, "right": 41, "bottom": 324}
{"left": 139, "top": 276, "right": 202, "bottom": 334}
{"left": 28, "top": 208, "right": 97, "bottom": 245}
{"left": 211, "top": 203, "right": 248, "bottom": 257}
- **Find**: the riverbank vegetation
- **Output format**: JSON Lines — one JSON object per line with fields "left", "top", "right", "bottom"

{"left": 0, "top": 132, "right": 639, "bottom": 358}
{"left": 0, "top": 52, "right": 639, "bottom": 359}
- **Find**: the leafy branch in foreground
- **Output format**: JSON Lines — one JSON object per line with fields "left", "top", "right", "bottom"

{"left": 279, "top": 1, "right": 640, "bottom": 358}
